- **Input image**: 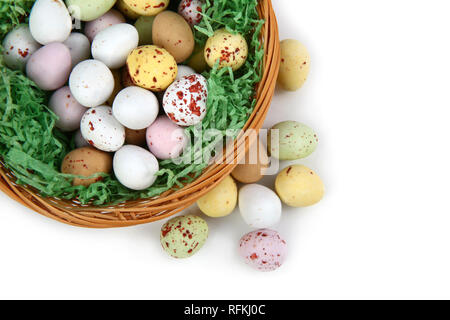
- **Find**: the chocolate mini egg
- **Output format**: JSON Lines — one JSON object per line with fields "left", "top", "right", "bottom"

{"left": 61, "top": 147, "right": 113, "bottom": 187}
{"left": 146, "top": 116, "right": 188, "bottom": 159}
{"left": 204, "top": 29, "right": 248, "bottom": 71}
{"left": 163, "top": 74, "right": 208, "bottom": 126}
{"left": 112, "top": 86, "right": 159, "bottom": 130}
{"left": 66, "top": 0, "right": 116, "bottom": 21}
{"left": 239, "top": 184, "right": 282, "bottom": 229}
{"left": 267, "top": 121, "right": 318, "bottom": 160}
{"left": 232, "top": 139, "right": 269, "bottom": 184}
{"left": 134, "top": 16, "right": 155, "bottom": 45}
{"left": 152, "top": 11, "right": 195, "bottom": 63}
{"left": 197, "top": 175, "right": 237, "bottom": 218}
{"left": 69, "top": 59, "right": 115, "bottom": 107}
{"left": 278, "top": 39, "right": 311, "bottom": 91}
{"left": 239, "top": 229, "right": 288, "bottom": 272}
{"left": 275, "top": 165, "right": 324, "bottom": 207}
{"left": 126, "top": 45, "right": 177, "bottom": 91}
{"left": 63, "top": 33, "right": 91, "bottom": 68}
{"left": 175, "top": 65, "right": 195, "bottom": 81}
{"left": 178, "top": 0, "right": 203, "bottom": 27}
{"left": 92, "top": 23, "right": 139, "bottom": 69}
{"left": 125, "top": 128, "right": 147, "bottom": 146}
{"left": 116, "top": 0, "right": 139, "bottom": 19}
{"left": 2, "top": 25, "right": 41, "bottom": 71}
{"left": 84, "top": 9, "right": 126, "bottom": 42}
{"left": 49, "top": 86, "right": 87, "bottom": 132}
{"left": 123, "top": 0, "right": 169, "bottom": 16}
{"left": 26, "top": 43, "right": 72, "bottom": 91}
{"left": 29, "top": 0, "right": 72, "bottom": 45}
{"left": 74, "top": 129, "right": 90, "bottom": 148}
{"left": 160, "top": 215, "right": 209, "bottom": 259}
{"left": 80, "top": 106, "right": 125, "bottom": 152}
{"left": 113, "top": 145, "right": 159, "bottom": 190}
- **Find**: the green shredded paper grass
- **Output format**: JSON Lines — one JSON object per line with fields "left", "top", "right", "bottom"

{"left": 0, "top": 0, "right": 264, "bottom": 205}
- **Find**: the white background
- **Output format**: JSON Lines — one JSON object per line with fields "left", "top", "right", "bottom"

{"left": 1, "top": 0, "right": 450, "bottom": 300}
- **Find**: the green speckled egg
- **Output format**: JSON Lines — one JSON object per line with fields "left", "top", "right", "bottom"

{"left": 66, "top": 0, "right": 116, "bottom": 22}
{"left": 160, "top": 215, "right": 209, "bottom": 259}
{"left": 267, "top": 121, "right": 318, "bottom": 160}
{"left": 134, "top": 16, "right": 155, "bottom": 46}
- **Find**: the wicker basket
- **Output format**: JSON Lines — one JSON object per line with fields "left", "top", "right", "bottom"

{"left": 0, "top": 0, "right": 280, "bottom": 228}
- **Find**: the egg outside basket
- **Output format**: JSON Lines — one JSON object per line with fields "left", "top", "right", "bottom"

{"left": 0, "top": 0, "right": 280, "bottom": 228}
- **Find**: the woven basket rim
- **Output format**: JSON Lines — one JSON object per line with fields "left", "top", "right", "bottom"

{"left": 0, "top": 0, "right": 281, "bottom": 228}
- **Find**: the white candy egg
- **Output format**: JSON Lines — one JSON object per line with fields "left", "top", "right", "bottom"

{"left": 91, "top": 23, "right": 139, "bottom": 69}
{"left": 2, "top": 25, "right": 41, "bottom": 71}
{"left": 163, "top": 74, "right": 208, "bottom": 126}
{"left": 63, "top": 33, "right": 91, "bottom": 68}
{"left": 29, "top": 0, "right": 72, "bottom": 45}
{"left": 112, "top": 86, "right": 159, "bottom": 130}
{"left": 175, "top": 65, "right": 196, "bottom": 81}
{"left": 69, "top": 59, "right": 114, "bottom": 107}
{"left": 49, "top": 86, "right": 87, "bottom": 132}
{"left": 238, "top": 184, "right": 282, "bottom": 229}
{"left": 113, "top": 145, "right": 159, "bottom": 190}
{"left": 74, "top": 129, "right": 89, "bottom": 148}
{"left": 80, "top": 106, "right": 125, "bottom": 152}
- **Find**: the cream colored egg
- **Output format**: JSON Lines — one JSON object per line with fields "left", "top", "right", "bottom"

{"left": 278, "top": 39, "right": 310, "bottom": 91}
{"left": 197, "top": 175, "right": 237, "bottom": 218}
{"left": 204, "top": 29, "right": 248, "bottom": 71}
{"left": 123, "top": 0, "right": 169, "bottom": 16}
{"left": 275, "top": 165, "right": 324, "bottom": 207}
{"left": 116, "top": 0, "right": 140, "bottom": 19}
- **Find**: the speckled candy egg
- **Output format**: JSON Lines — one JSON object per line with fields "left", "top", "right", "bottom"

{"left": 126, "top": 45, "right": 177, "bottom": 91}
{"left": 239, "top": 184, "right": 282, "bottom": 229}
{"left": 92, "top": 23, "right": 139, "bottom": 69}
{"left": 197, "top": 175, "right": 237, "bottom": 218}
{"left": 160, "top": 215, "right": 208, "bottom": 259}
{"left": 163, "top": 74, "right": 208, "bottom": 126}
{"left": 29, "top": 0, "right": 72, "bottom": 45}
{"left": 116, "top": 0, "right": 139, "bottom": 19}
{"left": 239, "top": 229, "right": 287, "bottom": 272}
{"left": 152, "top": 11, "right": 195, "bottom": 63}
{"left": 113, "top": 145, "right": 159, "bottom": 190}
{"left": 123, "top": 0, "right": 169, "bottom": 16}
{"left": 278, "top": 39, "right": 311, "bottom": 91}
{"left": 204, "top": 29, "right": 248, "bottom": 71}
{"left": 61, "top": 147, "right": 113, "bottom": 186}
{"left": 84, "top": 9, "right": 126, "bottom": 42}
{"left": 49, "top": 86, "right": 87, "bottom": 132}
{"left": 26, "top": 43, "right": 72, "bottom": 91}
{"left": 112, "top": 86, "right": 159, "bottom": 130}
{"left": 66, "top": 0, "right": 116, "bottom": 21}
{"left": 134, "top": 16, "right": 155, "bottom": 46}
{"left": 275, "top": 165, "right": 324, "bottom": 207}
{"left": 63, "top": 33, "right": 91, "bottom": 68}
{"left": 178, "top": 0, "right": 203, "bottom": 26}
{"left": 69, "top": 59, "right": 114, "bottom": 107}
{"left": 267, "top": 121, "right": 318, "bottom": 160}
{"left": 146, "top": 116, "right": 188, "bottom": 159}
{"left": 80, "top": 106, "right": 125, "bottom": 152}
{"left": 175, "top": 65, "right": 195, "bottom": 81}
{"left": 2, "top": 25, "right": 41, "bottom": 71}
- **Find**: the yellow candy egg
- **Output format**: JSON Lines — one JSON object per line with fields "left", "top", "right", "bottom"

{"left": 116, "top": 0, "right": 140, "bottom": 19}
{"left": 123, "top": 0, "right": 169, "bottom": 16}
{"left": 126, "top": 45, "right": 177, "bottom": 91}
{"left": 275, "top": 165, "right": 324, "bottom": 207}
{"left": 204, "top": 29, "right": 248, "bottom": 71}
{"left": 278, "top": 39, "right": 311, "bottom": 91}
{"left": 197, "top": 175, "right": 238, "bottom": 218}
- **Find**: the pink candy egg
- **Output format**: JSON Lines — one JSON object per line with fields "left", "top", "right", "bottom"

{"left": 238, "top": 229, "right": 288, "bottom": 272}
{"left": 84, "top": 9, "right": 126, "bottom": 42}
{"left": 146, "top": 116, "right": 188, "bottom": 160}
{"left": 26, "top": 42, "right": 72, "bottom": 91}
{"left": 49, "top": 86, "right": 87, "bottom": 132}
{"left": 178, "top": 0, "right": 204, "bottom": 27}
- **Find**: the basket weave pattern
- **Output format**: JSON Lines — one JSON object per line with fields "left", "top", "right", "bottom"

{"left": 0, "top": 0, "right": 280, "bottom": 228}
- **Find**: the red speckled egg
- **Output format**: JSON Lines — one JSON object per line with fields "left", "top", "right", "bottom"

{"left": 178, "top": 0, "right": 204, "bottom": 27}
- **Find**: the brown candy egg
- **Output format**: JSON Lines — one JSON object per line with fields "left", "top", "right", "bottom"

{"left": 61, "top": 147, "right": 113, "bottom": 187}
